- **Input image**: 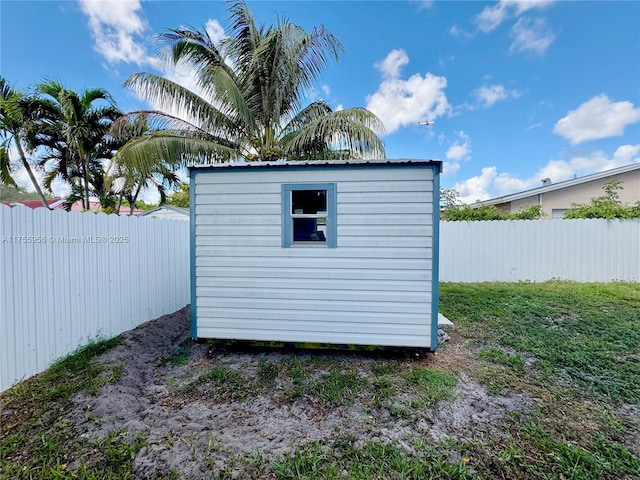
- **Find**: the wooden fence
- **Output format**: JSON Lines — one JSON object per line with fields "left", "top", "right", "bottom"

{"left": 0, "top": 205, "right": 190, "bottom": 392}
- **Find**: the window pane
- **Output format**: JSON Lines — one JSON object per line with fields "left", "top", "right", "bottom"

{"left": 292, "top": 190, "right": 327, "bottom": 214}
{"left": 293, "top": 218, "right": 326, "bottom": 241}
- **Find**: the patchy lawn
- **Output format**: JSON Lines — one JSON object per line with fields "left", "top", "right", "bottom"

{"left": 1, "top": 282, "right": 638, "bottom": 479}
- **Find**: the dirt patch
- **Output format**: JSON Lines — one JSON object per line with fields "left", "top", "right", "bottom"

{"left": 68, "top": 308, "right": 532, "bottom": 478}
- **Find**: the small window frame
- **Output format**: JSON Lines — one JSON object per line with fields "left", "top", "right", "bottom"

{"left": 282, "top": 183, "right": 337, "bottom": 248}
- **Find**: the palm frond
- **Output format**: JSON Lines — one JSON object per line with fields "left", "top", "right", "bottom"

{"left": 113, "top": 130, "right": 237, "bottom": 174}
{"left": 0, "top": 145, "right": 17, "bottom": 186}
{"left": 124, "top": 73, "right": 242, "bottom": 135}
{"left": 281, "top": 107, "right": 385, "bottom": 160}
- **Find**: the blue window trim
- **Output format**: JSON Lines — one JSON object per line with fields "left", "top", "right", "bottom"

{"left": 282, "top": 183, "right": 337, "bottom": 248}
{"left": 189, "top": 168, "right": 198, "bottom": 340}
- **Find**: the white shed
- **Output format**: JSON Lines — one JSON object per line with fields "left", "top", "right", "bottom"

{"left": 189, "top": 159, "right": 442, "bottom": 351}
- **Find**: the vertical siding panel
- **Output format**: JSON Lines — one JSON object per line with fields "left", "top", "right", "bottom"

{"left": 0, "top": 206, "right": 190, "bottom": 392}
{"left": 439, "top": 218, "right": 639, "bottom": 282}
{"left": 1, "top": 206, "right": 16, "bottom": 387}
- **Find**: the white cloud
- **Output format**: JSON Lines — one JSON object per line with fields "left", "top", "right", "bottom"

{"left": 453, "top": 166, "right": 497, "bottom": 203}
{"left": 448, "top": 26, "right": 472, "bottom": 39}
{"left": 321, "top": 85, "right": 331, "bottom": 96}
{"left": 443, "top": 131, "right": 472, "bottom": 176}
{"left": 205, "top": 18, "right": 226, "bottom": 43}
{"left": 78, "top": 0, "right": 149, "bottom": 65}
{"left": 446, "top": 143, "right": 470, "bottom": 161}
{"left": 367, "top": 50, "right": 450, "bottom": 134}
{"left": 474, "top": 0, "right": 554, "bottom": 33}
{"left": 473, "top": 84, "right": 521, "bottom": 107}
{"left": 554, "top": 95, "right": 640, "bottom": 145}
{"left": 509, "top": 17, "right": 556, "bottom": 55}
{"left": 374, "top": 49, "right": 409, "bottom": 80}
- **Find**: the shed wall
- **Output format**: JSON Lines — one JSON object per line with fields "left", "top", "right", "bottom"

{"left": 192, "top": 166, "right": 436, "bottom": 348}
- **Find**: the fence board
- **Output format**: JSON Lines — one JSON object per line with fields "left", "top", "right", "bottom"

{"left": 440, "top": 219, "right": 640, "bottom": 282}
{"left": 0, "top": 205, "right": 190, "bottom": 392}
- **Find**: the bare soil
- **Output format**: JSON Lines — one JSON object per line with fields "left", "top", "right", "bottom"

{"left": 67, "top": 307, "right": 531, "bottom": 479}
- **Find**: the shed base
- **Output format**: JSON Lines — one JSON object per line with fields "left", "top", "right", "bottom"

{"left": 194, "top": 338, "right": 434, "bottom": 356}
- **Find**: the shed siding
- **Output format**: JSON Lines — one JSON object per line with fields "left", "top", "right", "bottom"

{"left": 193, "top": 165, "right": 435, "bottom": 348}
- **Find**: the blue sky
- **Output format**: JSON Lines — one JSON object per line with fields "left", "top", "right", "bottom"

{"left": 2, "top": 0, "right": 639, "bottom": 203}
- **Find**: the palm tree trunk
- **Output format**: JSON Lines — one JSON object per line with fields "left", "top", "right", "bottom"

{"left": 116, "top": 191, "right": 124, "bottom": 214}
{"left": 14, "top": 136, "right": 50, "bottom": 209}
{"left": 129, "top": 185, "right": 142, "bottom": 215}
{"left": 82, "top": 158, "right": 91, "bottom": 211}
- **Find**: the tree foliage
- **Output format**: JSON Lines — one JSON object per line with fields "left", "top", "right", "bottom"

{"left": 112, "top": 0, "right": 385, "bottom": 176}
{"left": 442, "top": 203, "right": 543, "bottom": 221}
{"left": 440, "top": 188, "right": 543, "bottom": 221}
{"left": 564, "top": 180, "right": 640, "bottom": 219}
{"left": 0, "top": 76, "right": 51, "bottom": 207}
{"left": 166, "top": 182, "right": 190, "bottom": 208}
{"left": 31, "top": 80, "right": 122, "bottom": 210}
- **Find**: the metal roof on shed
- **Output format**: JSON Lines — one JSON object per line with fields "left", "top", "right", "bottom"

{"left": 189, "top": 158, "right": 442, "bottom": 172}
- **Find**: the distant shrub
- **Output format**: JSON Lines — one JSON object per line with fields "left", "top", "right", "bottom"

{"left": 564, "top": 180, "right": 640, "bottom": 219}
{"left": 441, "top": 203, "right": 543, "bottom": 221}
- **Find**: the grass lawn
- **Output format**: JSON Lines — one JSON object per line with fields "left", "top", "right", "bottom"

{"left": 1, "top": 282, "right": 638, "bottom": 479}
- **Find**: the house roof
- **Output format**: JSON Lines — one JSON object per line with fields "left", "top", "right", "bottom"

{"left": 1, "top": 199, "right": 60, "bottom": 209}
{"left": 137, "top": 205, "right": 189, "bottom": 217}
{"left": 474, "top": 162, "right": 640, "bottom": 206}
{"left": 189, "top": 158, "right": 442, "bottom": 173}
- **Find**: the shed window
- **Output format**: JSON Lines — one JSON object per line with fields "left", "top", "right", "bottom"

{"left": 282, "top": 183, "right": 337, "bottom": 247}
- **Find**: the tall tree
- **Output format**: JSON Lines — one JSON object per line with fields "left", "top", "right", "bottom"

{"left": 112, "top": 0, "right": 384, "bottom": 173}
{"left": 33, "top": 80, "right": 122, "bottom": 210}
{"left": 0, "top": 77, "right": 50, "bottom": 208}
{"left": 106, "top": 114, "right": 181, "bottom": 215}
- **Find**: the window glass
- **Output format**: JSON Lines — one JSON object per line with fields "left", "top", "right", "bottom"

{"left": 282, "top": 183, "right": 336, "bottom": 248}
{"left": 292, "top": 190, "right": 326, "bottom": 215}
{"left": 292, "top": 190, "right": 327, "bottom": 242}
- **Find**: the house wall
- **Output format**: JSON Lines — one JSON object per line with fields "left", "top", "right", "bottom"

{"left": 192, "top": 164, "right": 438, "bottom": 349}
{"left": 507, "top": 169, "right": 640, "bottom": 216}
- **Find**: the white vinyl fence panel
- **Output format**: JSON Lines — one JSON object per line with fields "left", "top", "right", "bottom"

{"left": 440, "top": 219, "right": 640, "bottom": 282}
{"left": 0, "top": 205, "right": 190, "bottom": 392}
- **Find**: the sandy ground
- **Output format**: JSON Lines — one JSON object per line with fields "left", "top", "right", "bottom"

{"left": 68, "top": 308, "right": 531, "bottom": 479}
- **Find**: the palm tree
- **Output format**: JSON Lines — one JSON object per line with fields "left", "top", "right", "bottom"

{"left": 0, "top": 77, "right": 50, "bottom": 208}
{"left": 112, "top": 0, "right": 384, "bottom": 173}
{"left": 33, "top": 80, "right": 122, "bottom": 210}
{"left": 106, "top": 114, "right": 181, "bottom": 215}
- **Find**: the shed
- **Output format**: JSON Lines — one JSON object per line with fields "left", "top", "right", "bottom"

{"left": 189, "top": 159, "right": 442, "bottom": 351}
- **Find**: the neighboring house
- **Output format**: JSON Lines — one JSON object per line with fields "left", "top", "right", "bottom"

{"left": 50, "top": 199, "right": 145, "bottom": 215}
{"left": 50, "top": 199, "right": 103, "bottom": 212}
{"left": 189, "top": 159, "right": 442, "bottom": 351}
{"left": 1, "top": 199, "right": 61, "bottom": 209}
{"left": 473, "top": 163, "right": 640, "bottom": 218}
{"left": 137, "top": 205, "right": 189, "bottom": 221}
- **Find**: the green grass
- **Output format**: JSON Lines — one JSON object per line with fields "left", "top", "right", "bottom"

{"left": 441, "top": 282, "right": 640, "bottom": 404}
{"left": 2, "top": 282, "right": 638, "bottom": 479}
{"left": 270, "top": 435, "right": 472, "bottom": 479}
{"left": 0, "top": 337, "right": 140, "bottom": 479}
{"left": 438, "top": 281, "right": 640, "bottom": 480}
